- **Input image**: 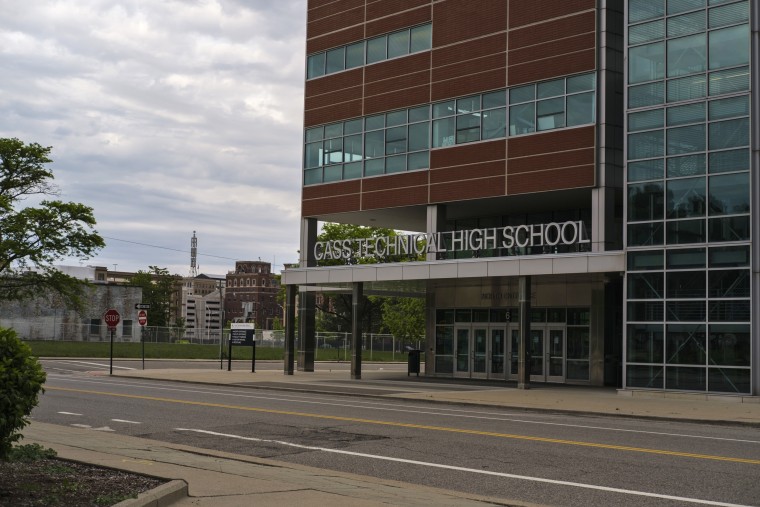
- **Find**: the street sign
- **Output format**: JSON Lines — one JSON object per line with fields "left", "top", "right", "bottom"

{"left": 104, "top": 309, "right": 121, "bottom": 329}
{"left": 230, "top": 322, "right": 255, "bottom": 346}
{"left": 137, "top": 310, "right": 148, "bottom": 326}
{"left": 135, "top": 303, "right": 151, "bottom": 310}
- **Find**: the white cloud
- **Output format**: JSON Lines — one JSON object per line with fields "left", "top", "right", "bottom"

{"left": 0, "top": 0, "right": 307, "bottom": 275}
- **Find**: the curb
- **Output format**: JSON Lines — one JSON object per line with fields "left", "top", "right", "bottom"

{"left": 115, "top": 479, "right": 187, "bottom": 507}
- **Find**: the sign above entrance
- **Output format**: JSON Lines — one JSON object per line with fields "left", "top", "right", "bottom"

{"left": 314, "top": 221, "right": 590, "bottom": 262}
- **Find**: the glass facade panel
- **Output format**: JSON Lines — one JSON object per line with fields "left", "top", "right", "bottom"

{"left": 630, "top": 0, "right": 665, "bottom": 23}
{"left": 708, "top": 215, "right": 749, "bottom": 241}
{"left": 666, "top": 366, "right": 706, "bottom": 390}
{"left": 708, "top": 368, "right": 750, "bottom": 393}
{"left": 628, "top": 182, "right": 664, "bottom": 220}
{"left": 708, "top": 25, "right": 749, "bottom": 69}
{"left": 536, "top": 97, "right": 565, "bottom": 130}
{"left": 627, "top": 365, "right": 664, "bottom": 388}
{"left": 629, "top": 82, "right": 665, "bottom": 107}
{"left": 630, "top": 19, "right": 665, "bottom": 45}
{"left": 708, "top": 148, "right": 749, "bottom": 173}
{"left": 667, "top": 102, "right": 705, "bottom": 125}
{"left": 708, "top": 173, "right": 749, "bottom": 215}
{"left": 708, "top": 66, "right": 749, "bottom": 95}
{"left": 482, "top": 108, "right": 507, "bottom": 139}
{"left": 668, "top": 0, "right": 705, "bottom": 15}
{"left": 708, "top": 118, "right": 749, "bottom": 150}
{"left": 627, "top": 324, "right": 664, "bottom": 362}
{"left": 667, "top": 74, "right": 707, "bottom": 102}
{"left": 629, "top": 159, "right": 664, "bottom": 181}
{"left": 509, "top": 103, "right": 535, "bottom": 135}
{"left": 708, "top": 1, "right": 749, "bottom": 28}
{"left": 667, "top": 11, "right": 705, "bottom": 37}
{"left": 629, "top": 42, "right": 665, "bottom": 83}
{"left": 667, "top": 124, "right": 705, "bottom": 155}
{"left": 326, "top": 47, "right": 345, "bottom": 74}
{"left": 666, "top": 177, "right": 706, "bottom": 218}
{"left": 667, "top": 33, "right": 706, "bottom": 77}
{"left": 667, "top": 154, "right": 705, "bottom": 178}
{"left": 628, "top": 130, "right": 664, "bottom": 159}
{"left": 366, "top": 36, "right": 387, "bottom": 64}
{"left": 709, "top": 325, "right": 750, "bottom": 365}
{"left": 387, "top": 30, "right": 409, "bottom": 59}
{"left": 629, "top": 109, "right": 664, "bottom": 131}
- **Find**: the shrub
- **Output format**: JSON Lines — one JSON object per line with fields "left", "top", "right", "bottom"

{"left": 0, "top": 327, "right": 46, "bottom": 460}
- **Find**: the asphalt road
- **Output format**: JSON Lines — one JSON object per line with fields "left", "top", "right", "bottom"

{"left": 33, "top": 360, "right": 760, "bottom": 507}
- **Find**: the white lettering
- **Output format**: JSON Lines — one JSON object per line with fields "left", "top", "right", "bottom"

{"left": 578, "top": 221, "right": 591, "bottom": 244}
{"left": 545, "top": 222, "right": 561, "bottom": 246}
{"left": 502, "top": 226, "right": 515, "bottom": 248}
{"left": 515, "top": 225, "right": 530, "bottom": 248}
{"left": 530, "top": 224, "right": 544, "bottom": 247}
{"left": 561, "top": 222, "right": 578, "bottom": 244}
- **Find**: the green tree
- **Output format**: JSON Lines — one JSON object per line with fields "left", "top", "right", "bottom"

{"left": 381, "top": 297, "right": 425, "bottom": 342}
{"left": 0, "top": 138, "right": 105, "bottom": 309}
{"left": 127, "top": 266, "right": 180, "bottom": 327}
{"left": 0, "top": 327, "right": 46, "bottom": 460}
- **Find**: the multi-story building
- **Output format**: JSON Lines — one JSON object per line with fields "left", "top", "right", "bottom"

{"left": 181, "top": 274, "right": 225, "bottom": 342}
{"left": 224, "top": 261, "right": 282, "bottom": 330}
{"left": 282, "top": 0, "right": 757, "bottom": 396}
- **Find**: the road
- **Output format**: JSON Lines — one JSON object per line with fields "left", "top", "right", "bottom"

{"left": 33, "top": 359, "right": 760, "bottom": 507}
{"left": 40, "top": 358, "right": 410, "bottom": 372}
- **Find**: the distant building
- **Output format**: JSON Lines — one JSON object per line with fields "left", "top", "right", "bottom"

{"left": 181, "top": 274, "right": 225, "bottom": 342}
{"left": 224, "top": 261, "right": 281, "bottom": 330}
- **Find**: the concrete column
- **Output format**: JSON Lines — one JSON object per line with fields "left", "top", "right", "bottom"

{"left": 517, "top": 276, "right": 531, "bottom": 389}
{"left": 297, "top": 291, "right": 315, "bottom": 372}
{"left": 351, "top": 282, "right": 363, "bottom": 380}
{"left": 297, "top": 218, "right": 317, "bottom": 372}
{"left": 284, "top": 284, "right": 296, "bottom": 375}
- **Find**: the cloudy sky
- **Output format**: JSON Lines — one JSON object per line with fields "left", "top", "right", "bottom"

{"left": 1, "top": 0, "right": 306, "bottom": 276}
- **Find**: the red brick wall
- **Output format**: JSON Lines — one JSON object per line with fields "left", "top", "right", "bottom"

{"left": 302, "top": 0, "right": 598, "bottom": 217}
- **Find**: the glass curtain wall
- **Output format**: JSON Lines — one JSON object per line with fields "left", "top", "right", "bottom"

{"left": 624, "top": 0, "right": 752, "bottom": 393}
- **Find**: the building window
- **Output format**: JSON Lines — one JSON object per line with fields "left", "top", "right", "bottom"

{"left": 306, "top": 23, "right": 432, "bottom": 79}
{"left": 303, "top": 72, "right": 596, "bottom": 186}
{"left": 122, "top": 320, "right": 133, "bottom": 337}
{"left": 89, "top": 319, "right": 100, "bottom": 335}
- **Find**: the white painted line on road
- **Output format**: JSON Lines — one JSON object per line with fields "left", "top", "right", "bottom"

{"left": 58, "top": 412, "right": 83, "bottom": 416}
{"left": 71, "top": 424, "right": 91, "bottom": 428}
{"left": 92, "top": 426, "right": 115, "bottom": 432}
{"left": 175, "top": 428, "right": 755, "bottom": 507}
{"left": 111, "top": 419, "right": 142, "bottom": 424}
{"left": 49, "top": 375, "right": 760, "bottom": 446}
{"left": 58, "top": 360, "right": 135, "bottom": 370}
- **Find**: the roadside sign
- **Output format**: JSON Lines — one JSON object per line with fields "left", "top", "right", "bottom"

{"left": 135, "top": 303, "right": 151, "bottom": 310}
{"left": 137, "top": 310, "right": 148, "bottom": 326}
{"left": 230, "top": 322, "right": 255, "bottom": 346}
{"left": 104, "top": 309, "right": 121, "bottom": 329}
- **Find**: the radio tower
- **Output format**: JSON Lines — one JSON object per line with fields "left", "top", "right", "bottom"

{"left": 190, "top": 231, "right": 198, "bottom": 277}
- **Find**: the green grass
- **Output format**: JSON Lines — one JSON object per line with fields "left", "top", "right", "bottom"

{"left": 25, "top": 341, "right": 417, "bottom": 362}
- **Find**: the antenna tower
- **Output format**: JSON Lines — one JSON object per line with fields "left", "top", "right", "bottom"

{"left": 190, "top": 231, "right": 198, "bottom": 277}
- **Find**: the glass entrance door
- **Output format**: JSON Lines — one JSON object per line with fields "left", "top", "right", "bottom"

{"left": 489, "top": 327, "right": 506, "bottom": 378}
{"left": 472, "top": 327, "right": 487, "bottom": 378}
{"left": 529, "top": 328, "right": 544, "bottom": 382}
{"left": 455, "top": 327, "right": 470, "bottom": 377}
{"left": 546, "top": 327, "right": 565, "bottom": 382}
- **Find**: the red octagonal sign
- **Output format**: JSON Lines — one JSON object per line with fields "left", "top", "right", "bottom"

{"left": 137, "top": 310, "right": 148, "bottom": 326}
{"left": 104, "top": 308, "right": 121, "bottom": 329}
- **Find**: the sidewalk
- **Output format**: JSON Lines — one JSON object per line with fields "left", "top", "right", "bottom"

{"left": 30, "top": 365, "right": 760, "bottom": 506}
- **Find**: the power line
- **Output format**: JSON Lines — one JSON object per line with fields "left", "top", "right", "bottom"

{"left": 102, "top": 236, "right": 238, "bottom": 261}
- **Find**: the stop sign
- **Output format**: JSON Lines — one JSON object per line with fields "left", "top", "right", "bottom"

{"left": 104, "top": 308, "right": 121, "bottom": 329}
{"left": 137, "top": 310, "right": 148, "bottom": 326}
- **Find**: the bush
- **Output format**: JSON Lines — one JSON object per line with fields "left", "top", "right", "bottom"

{"left": 0, "top": 327, "right": 46, "bottom": 460}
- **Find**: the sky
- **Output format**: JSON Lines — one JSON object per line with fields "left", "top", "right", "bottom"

{"left": 1, "top": 0, "right": 307, "bottom": 277}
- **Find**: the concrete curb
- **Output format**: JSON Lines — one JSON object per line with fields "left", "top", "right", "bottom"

{"left": 112, "top": 479, "right": 187, "bottom": 507}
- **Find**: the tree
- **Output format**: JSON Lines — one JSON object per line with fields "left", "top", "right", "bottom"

{"left": 127, "top": 266, "right": 181, "bottom": 328}
{"left": 0, "top": 138, "right": 104, "bottom": 309}
{"left": 0, "top": 327, "right": 46, "bottom": 460}
{"left": 381, "top": 297, "right": 425, "bottom": 343}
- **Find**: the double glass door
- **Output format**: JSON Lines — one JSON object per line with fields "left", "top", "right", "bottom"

{"left": 454, "top": 326, "right": 507, "bottom": 379}
{"left": 508, "top": 326, "right": 566, "bottom": 382}
{"left": 456, "top": 324, "right": 566, "bottom": 382}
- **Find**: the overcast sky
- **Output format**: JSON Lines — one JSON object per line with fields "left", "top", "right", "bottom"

{"left": 1, "top": 0, "right": 306, "bottom": 277}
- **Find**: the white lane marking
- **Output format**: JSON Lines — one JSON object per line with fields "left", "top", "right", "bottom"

{"left": 58, "top": 411, "right": 83, "bottom": 416}
{"left": 57, "top": 360, "right": 135, "bottom": 370}
{"left": 175, "top": 428, "right": 753, "bottom": 507}
{"left": 47, "top": 375, "right": 760, "bottom": 446}
{"left": 111, "top": 419, "right": 141, "bottom": 424}
{"left": 71, "top": 424, "right": 91, "bottom": 428}
{"left": 92, "top": 426, "right": 115, "bottom": 432}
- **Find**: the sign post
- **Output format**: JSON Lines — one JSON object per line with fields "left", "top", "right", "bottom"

{"left": 137, "top": 310, "right": 148, "bottom": 370}
{"left": 104, "top": 309, "right": 120, "bottom": 375}
{"left": 229, "top": 323, "right": 256, "bottom": 372}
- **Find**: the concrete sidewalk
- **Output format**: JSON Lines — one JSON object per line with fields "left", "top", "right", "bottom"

{"left": 30, "top": 365, "right": 760, "bottom": 506}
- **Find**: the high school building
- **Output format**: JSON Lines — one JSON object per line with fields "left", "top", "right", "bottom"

{"left": 282, "top": 0, "right": 758, "bottom": 395}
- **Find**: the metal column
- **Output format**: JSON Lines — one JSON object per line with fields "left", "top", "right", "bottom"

{"left": 351, "top": 282, "right": 363, "bottom": 380}
{"left": 284, "top": 284, "right": 296, "bottom": 375}
{"left": 517, "top": 276, "right": 531, "bottom": 389}
{"left": 297, "top": 291, "right": 315, "bottom": 371}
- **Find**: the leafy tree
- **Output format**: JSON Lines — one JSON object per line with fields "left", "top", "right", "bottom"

{"left": 0, "top": 327, "right": 46, "bottom": 460}
{"left": 127, "top": 266, "right": 181, "bottom": 327}
{"left": 381, "top": 297, "right": 425, "bottom": 343}
{"left": 0, "top": 138, "right": 104, "bottom": 309}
